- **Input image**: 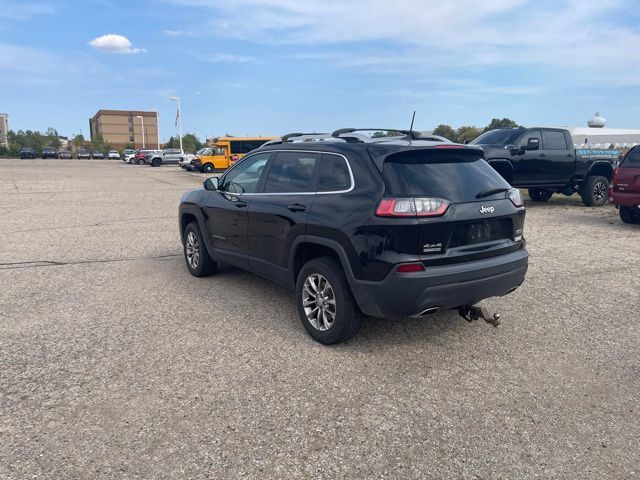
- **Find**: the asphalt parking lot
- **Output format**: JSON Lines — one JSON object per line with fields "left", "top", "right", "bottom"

{"left": 1, "top": 159, "right": 638, "bottom": 479}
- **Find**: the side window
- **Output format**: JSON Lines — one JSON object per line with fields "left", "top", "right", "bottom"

{"left": 318, "top": 154, "right": 351, "bottom": 192}
{"left": 542, "top": 131, "right": 568, "bottom": 150}
{"left": 622, "top": 147, "right": 640, "bottom": 167}
{"left": 263, "top": 152, "right": 318, "bottom": 193}
{"left": 220, "top": 153, "right": 271, "bottom": 194}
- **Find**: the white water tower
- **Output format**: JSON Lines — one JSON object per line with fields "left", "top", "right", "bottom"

{"left": 588, "top": 112, "right": 606, "bottom": 128}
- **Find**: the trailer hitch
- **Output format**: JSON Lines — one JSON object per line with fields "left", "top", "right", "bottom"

{"left": 458, "top": 305, "right": 501, "bottom": 327}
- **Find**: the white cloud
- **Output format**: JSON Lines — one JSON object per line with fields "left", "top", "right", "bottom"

{"left": 164, "top": 29, "right": 195, "bottom": 37}
{"left": 88, "top": 34, "right": 147, "bottom": 54}
{"left": 165, "top": 0, "right": 640, "bottom": 84}
{"left": 193, "top": 53, "right": 255, "bottom": 63}
{"left": 0, "top": 2, "right": 54, "bottom": 20}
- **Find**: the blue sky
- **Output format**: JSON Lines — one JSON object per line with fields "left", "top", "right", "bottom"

{"left": 1, "top": 0, "right": 639, "bottom": 141}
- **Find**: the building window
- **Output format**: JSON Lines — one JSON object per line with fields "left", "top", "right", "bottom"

{"left": 129, "top": 127, "right": 133, "bottom": 133}
{"left": 129, "top": 136, "right": 134, "bottom": 142}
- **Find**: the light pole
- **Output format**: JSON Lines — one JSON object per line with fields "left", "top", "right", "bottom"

{"left": 136, "top": 115, "right": 146, "bottom": 148}
{"left": 152, "top": 109, "right": 160, "bottom": 149}
{"left": 170, "top": 96, "right": 183, "bottom": 152}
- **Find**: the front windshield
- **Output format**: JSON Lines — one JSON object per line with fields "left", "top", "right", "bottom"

{"left": 471, "top": 129, "right": 522, "bottom": 145}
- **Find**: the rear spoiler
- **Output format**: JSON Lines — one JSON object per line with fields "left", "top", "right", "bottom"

{"left": 367, "top": 145, "right": 485, "bottom": 171}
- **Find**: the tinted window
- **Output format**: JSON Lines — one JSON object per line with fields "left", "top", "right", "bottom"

{"left": 518, "top": 130, "right": 541, "bottom": 149}
{"left": 542, "top": 131, "right": 567, "bottom": 150}
{"left": 230, "top": 140, "right": 268, "bottom": 154}
{"left": 318, "top": 154, "right": 351, "bottom": 192}
{"left": 471, "top": 129, "right": 522, "bottom": 145}
{"left": 220, "top": 153, "right": 271, "bottom": 194}
{"left": 382, "top": 151, "right": 510, "bottom": 203}
{"left": 263, "top": 152, "right": 318, "bottom": 193}
{"left": 622, "top": 147, "right": 640, "bottom": 167}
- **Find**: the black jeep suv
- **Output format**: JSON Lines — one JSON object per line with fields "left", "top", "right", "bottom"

{"left": 179, "top": 130, "right": 529, "bottom": 344}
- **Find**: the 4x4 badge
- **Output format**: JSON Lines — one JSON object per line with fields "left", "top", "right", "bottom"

{"left": 479, "top": 206, "right": 495, "bottom": 214}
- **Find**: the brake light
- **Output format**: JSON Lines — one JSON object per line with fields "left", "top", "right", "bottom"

{"left": 434, "top": 145, "right": 467, "bottom": 149}
{"left": 396, "top": 263, "right": 425, "bottom": 273}
{"left": 506, "top": 188, "right": 523, "bottom": 207}
{"left": 376, "top": 197, "right": 450, "bottom": 217}
{"left": 612, "top": 166, "right": 619, "bottom": 185}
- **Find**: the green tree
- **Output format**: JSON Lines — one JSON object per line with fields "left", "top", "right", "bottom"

{"left": 456, "top": 126, "right": 481, "bottom": 144}
{"left": 432, "top": 124, "right": 458, "bottom": 142}
{"left": 45, "top": 127, "right": 61, "bottom": 148}
{"left": 72, "top": 134, "right": 85, "bottom": 149}
{"left": 483, "top": 118, "right": 519, "bottom": 133}
{"left": 91, "top": 133, "right": 105, "bottom": 152}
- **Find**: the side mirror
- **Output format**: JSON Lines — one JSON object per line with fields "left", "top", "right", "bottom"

{"left": 526, "top": 137, "right": 540, "bottom": 151}
{"left": 463, "top": 139, "right": 470, "bottom": 144}
{"left": 203, "top": 177, "right": 219, "bottom": 191}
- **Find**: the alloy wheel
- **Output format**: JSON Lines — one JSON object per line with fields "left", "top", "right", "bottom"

{"left": 302, "top": 273, "right": 336, "bottom": 331}
{"left": 185, "top": 231, "right": 200, "bottom": 269}
{"left": 593, "top": 181, "right": 607, "bottom": 202}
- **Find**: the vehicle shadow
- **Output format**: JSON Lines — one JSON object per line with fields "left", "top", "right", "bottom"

{"left": 213, "top": 263, "right": 476, "bottom": 348}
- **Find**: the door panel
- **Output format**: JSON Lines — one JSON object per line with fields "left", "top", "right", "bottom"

{"left": 247, "top": 151, "right": 319, "bottom": 280}
{"left": 203, "top": 152, "right": 272, "bottom": 267}
{"left": 513, "top": 130, "right": 545, "bottom": 184}
{"left": 541, "top": 130, "right": 574, "bottom": 183}
{"left": 204, "top": 191, "right": 250, "bottom": 267}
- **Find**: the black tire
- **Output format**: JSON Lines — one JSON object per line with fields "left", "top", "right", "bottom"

{"left": 295, "top": 257, "right": 362, "bottom": 345}
{"left": 203, "top": 163, "right": 214, "bottom": 173}
{"left": 528, "top": 188, "right": 553, "bottom": 202}
{"left": 619, "top": 206, "right": 640, "bottom": 224}
{"left": 151, "top": 158, "right": 161, "bottom": 167}
{"left": 183, "top": 222, "right": 217, "bottom": 277}
{"left": 137, "top": 159, "right": 145, "bottom": 165}
{"left": 580, "top": 175, "right": 609, "bottom": 206}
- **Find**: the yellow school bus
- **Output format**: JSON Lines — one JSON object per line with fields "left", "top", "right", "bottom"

{"left": 198, "top": 137, "right": 276, "bottom": 172}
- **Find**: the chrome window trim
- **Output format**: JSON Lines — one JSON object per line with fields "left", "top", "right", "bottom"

{"left": 219, "top": 149, "right": 355, "bottom": 196}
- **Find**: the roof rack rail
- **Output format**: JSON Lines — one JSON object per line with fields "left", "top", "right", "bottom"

{"left": 332, "top": 128, "right": 412, "bottom": 138}
{"left": 281, "top": 132, "right": 331, "bottom": 142}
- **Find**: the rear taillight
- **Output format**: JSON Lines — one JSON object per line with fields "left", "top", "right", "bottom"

{"left": 506, "top": 189, "right": 523, "bottom": 207}
{"left": 376, "top": 197, "right": 450, "bottom": 217}
{"left": 612, "top": 166, "right": 619, "bottom": 185}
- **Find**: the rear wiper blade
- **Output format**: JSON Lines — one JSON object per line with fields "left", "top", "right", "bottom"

{"left": 476, "top": 187, "right": 510, "bottom": 199}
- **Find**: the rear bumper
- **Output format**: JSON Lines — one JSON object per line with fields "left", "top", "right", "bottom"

{"left": 609, "top": 190, "right": 640, "bottom": 207}
{"left": 350, "top": 247, "right": 529, "bottom": 318}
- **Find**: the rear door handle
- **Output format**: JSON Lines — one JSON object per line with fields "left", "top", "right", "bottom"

{"left": 566, "top": 154, "right": 574, "bottom": 157}
{"left": 234, "top": 200, "right": 248, "bottom": 208}
{"left": 538, "top": 154, "right": 546, "bottom": 158}
{"left": 287, "top": 203, "right": 307, "bottom": 212}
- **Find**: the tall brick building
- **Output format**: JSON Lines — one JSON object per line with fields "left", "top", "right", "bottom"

{"left": 89, "top": 110, "right": 158, "bottom": 150}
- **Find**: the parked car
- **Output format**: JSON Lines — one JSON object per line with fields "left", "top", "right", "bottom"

{"left": 77, "top": 149, "right": 90, "bottom": 159}
{"left": 58, "top": 149, "right": 72, "bottom": 159}
{"left": 609, "top": 145, "right": 640, "bottom": 224}
{"left": 42, "top": 147, "right": 58, "bottom": 159}
{"left": 147, "top": 148, "right": 184, "bottom": 167}
{"left": 180, "top": 148, "right": 211, "bottom": 170}
{"left": 107, "top": 150, "right": 120, "bottom": 160}
{"left": 132, "top": 149, "right": 158, "bottom": 165}
{"left": 92, "top": 150, "right": 105, "bottom": 159}
{"left": 471, "top": 127, "right": 619, "bottom": 206}
{"left": 122, "top": 149, "right": 136, "bottom": 162}
{"left": 178, "top": 129, "right": 529, "bottom": 344}
{"left": 20, "top": 147, "right": 37, "bottom": 159}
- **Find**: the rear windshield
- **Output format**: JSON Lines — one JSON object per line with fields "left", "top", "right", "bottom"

{"left": 621, "top": 147, "right": 640, "bottom": 167}
{"left": 382, "top": 150, "right": 511, "bottom": 203}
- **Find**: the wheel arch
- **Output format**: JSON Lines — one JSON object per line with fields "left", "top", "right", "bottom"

{"left": 487, "top": 159, "right": 515, "bottom": 184}
{"left": 587, "top": 161, "right": 613, "bottom": 182}
{"left": 289, "top": 236, "right": 357, "bottom": 287}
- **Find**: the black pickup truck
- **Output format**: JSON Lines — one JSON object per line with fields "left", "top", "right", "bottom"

{"left": 470, "top": 127, "right": 620, "bottom": 206}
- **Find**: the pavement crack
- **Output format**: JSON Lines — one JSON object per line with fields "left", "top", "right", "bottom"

{"left": 0, "top": 253, "right": 182, "bottom": 270}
